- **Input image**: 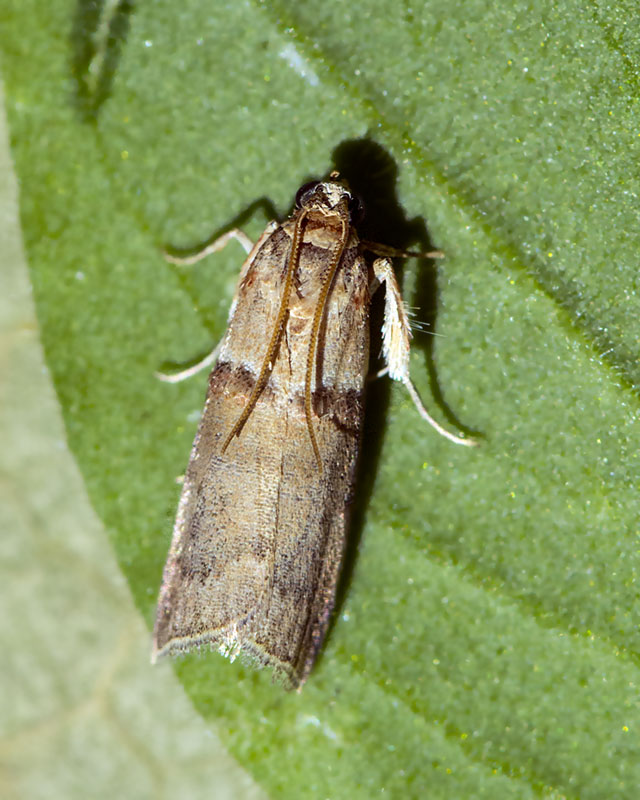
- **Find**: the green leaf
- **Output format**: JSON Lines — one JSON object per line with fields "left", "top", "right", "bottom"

{"left": 3, "top": 0, "right": 640, "bottom": 797}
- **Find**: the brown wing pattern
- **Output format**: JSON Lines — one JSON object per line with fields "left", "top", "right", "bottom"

{"left": 153, "top": 216, "right": 370, "bottom": 688}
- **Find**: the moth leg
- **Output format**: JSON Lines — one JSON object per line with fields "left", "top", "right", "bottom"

{"left": 367, "top": 366, "right": 389, "bottom": 382}
{"left": 371, "top": 257, "right": 475, "bottom": 447}
{"left": 165, "top": 228, "right": 255, "bottom": 265}
{"left": 362, "top": 240, "right": 444, "bottom": 260}
{"left": 158, "top": 222, "right": 278, "bottom": 383}
{"left": 155, "top": 340, "right": 223, "bottom": 383}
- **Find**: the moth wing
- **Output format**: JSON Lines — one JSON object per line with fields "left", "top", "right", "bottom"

{"left": 152, "top": 231, "right": 290, "bottom": 661}
{"left": 153, "top": 224, "right": 370, "bottom": 689}
{"left": 241, "top": 244, "right": 370, "bottom": 686}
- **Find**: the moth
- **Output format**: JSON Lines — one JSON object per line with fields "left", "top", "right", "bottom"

{"left": 152, "top": 175, "right": 472, "bottom": 689}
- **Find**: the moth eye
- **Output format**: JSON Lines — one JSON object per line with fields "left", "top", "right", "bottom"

{"left": 295, "top": 181, "right": 321, "bottom": 208}
{"left": 348, "top": 193, "right": 365, "bottom": 224}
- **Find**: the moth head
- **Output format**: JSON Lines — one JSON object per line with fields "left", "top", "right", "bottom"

{"left": 295, "top": 177, "right": 365, "bottom": 224}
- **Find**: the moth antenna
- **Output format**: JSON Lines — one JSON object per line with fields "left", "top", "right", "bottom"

{"left": 221, "top": 212, "right": 307, "bottom": 452}
{"left": 303, "top": 205, "right": 350, "bottom": 471}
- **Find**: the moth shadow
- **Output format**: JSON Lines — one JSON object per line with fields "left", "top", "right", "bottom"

{"left": 164, "top": 197, "right": 280, "bottom": 263}
{"left": 71, "top": 0, "right": 134, "bottom": 120}
{"left": 322, "top": 138, "right": 466, "bottom": 649}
